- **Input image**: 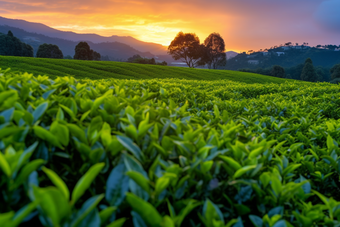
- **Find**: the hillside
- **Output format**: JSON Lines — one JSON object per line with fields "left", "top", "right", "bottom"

{"left": 0, "top": 56, "right": 289, "bottom": 84}
{"left": 0, "top": 26, "right": 156, "bottom": 60}
{"left": 0, "top": 16, "right": 168, "bottom": 55}
{"left": 1, "top": 68, "right": 340, "bottom": 226}
{"left": 226, "top": 46, "right": 340, "bottom": 70}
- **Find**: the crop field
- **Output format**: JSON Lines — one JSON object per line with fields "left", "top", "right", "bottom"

{"left": 2, "top": 67, "right": 340, "bottom": 227}
{"left": 0, "top": 56, "right": 289, "bottom": 84}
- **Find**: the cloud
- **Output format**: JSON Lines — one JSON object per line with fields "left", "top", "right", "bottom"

{"left": 314, "top": 0, "right": 340, "bottom": 32}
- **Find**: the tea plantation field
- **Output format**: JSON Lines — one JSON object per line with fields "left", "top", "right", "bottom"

{"left": 1, "top": 68, "right": 340, "bottom": 227}
{"left": 0, "top": 56, "right": 288, "bottom": 84}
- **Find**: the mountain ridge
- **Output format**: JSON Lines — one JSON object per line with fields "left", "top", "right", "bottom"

{"left": 0, "top": 16, "right": 239, "bottom": 63}
{"left": 0, "top": 16, "right": 168, "bottom": 55}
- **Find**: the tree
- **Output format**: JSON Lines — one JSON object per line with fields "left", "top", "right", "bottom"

{"left": 168, "top": 32, "right": 207, "bottom": 68}
{"left": 74, "top": 41, "right": 100, "bottom": 60}
{"left": 126, "top": 55, "right": 166, "bottom": 65}
{"left": 204, "top": 33, "right": 227, "bottom": 69}
{"left": 301, "top": 58, "right": 317, "bottom": 82}
{"left": 36, "top": 43, "right": 63, "bottom": 59}
{"left": 0, "top": 30, "right": 33, "bottom": 57}
{"left": 64, "top": 55, "right": 73, "bottom": 60}
{"left": 330, "top": 64, "right": 340, "bottom": 80}
{"left": 127, "top": 54, "right": 142, "bottom": 63}
{"left": 271, "top": 65, "right": 285, "bottom": 78}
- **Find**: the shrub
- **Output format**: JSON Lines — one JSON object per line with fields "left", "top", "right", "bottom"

{"left": 36, "top": 43, "right": 63, "bottom": 59}
{"left": 2, "top": 69, "right": 340, "bottom": 226}
{"left": 270, "top": 65, "right": 285, "bottom": 78}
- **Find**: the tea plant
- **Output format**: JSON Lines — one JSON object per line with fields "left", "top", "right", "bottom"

{"left": 0, "top": 55, "right": 288, "bottom": 83}
{"left": 1, "top": 69, "right": 340, "bottom": 226}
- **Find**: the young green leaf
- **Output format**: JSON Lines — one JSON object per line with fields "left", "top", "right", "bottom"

{"left": 219, "top": 156, "right": 242, "bottom": 171}
{"left": 0, "top": 151, "right": 11, "bottom": 177}
{"left": 71, "top": 194, "right": 104, "bottom": 227}
{"left": 117, "top": 136, "right": 142, "bottom": 161}
{"left": 12, "top": 159, "right": 46, "bottom": 189}
{"left": 106, "top": 163, "right": 130, "bottom": 207}
{"left": 71, "top": 162, "right": 105, "bottom": 205}
{"left": 233, "top": 165, "right": 257, "bottom": 179}
{"left": 126, "top": 171, "right": 150, "bottom": 194}
{"left": 32, "top": 102, "right": 48, "bottom": 123}
{"left": 42, "top": 167, "right": 70, "bottom": 200}
{"left": 126, "top": 193, "right": 162, "bottom": 227}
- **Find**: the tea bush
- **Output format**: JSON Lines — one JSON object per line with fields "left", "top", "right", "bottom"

{"left": 1, "top": 69, "right": 340, "bottom": 226}
{"left": 0, "top": 56, "right": 288, "bottom": 84}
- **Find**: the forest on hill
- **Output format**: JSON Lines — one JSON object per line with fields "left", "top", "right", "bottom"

{"left": 226, "top": 45, "right": 340, "bottom": 70}
{"left": 0, "top": 26, "right": 155, "bottom": 61}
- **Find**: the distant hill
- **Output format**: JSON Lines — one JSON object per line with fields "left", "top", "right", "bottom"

{"left": 226, "top": 51, "right": 238, "bottom": 59}
{"left": 0, "top": 16, "right": 168, "bottom": 55}
{"left": 226, "top": 46, "right": 340, "bottom": 70}
{"left": 0, "top": 16, "right": 238, "bottom": 64}
{"left": 0, "top": 25, "right": 156, "bottom": 60}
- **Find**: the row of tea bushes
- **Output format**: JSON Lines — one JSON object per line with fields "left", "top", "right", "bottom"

{"left": 1, "top": 69, "right": 340, "bottom": 226}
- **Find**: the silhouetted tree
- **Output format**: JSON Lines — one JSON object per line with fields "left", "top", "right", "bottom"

{"left": 204, "top": 33, "right": 227, "bottom": 69}
{"left": 271, "top": 65, "right": 285, "bottom": 78}
{"left": 36, "top": 43, "right": 63, "bottom": 59}
{"left": 330, "top": 64, "right": 340, "bottom": 80}
{"left": 301, "top": 58, "right": 317, "bottom": 82}
{"left": 74, "top": 41, "right": 100, "bottom": 60}
{"left": 64, "top": 55, "right": 73, "bottom": 59}
{"left": 126, "top": 55, "right": 166, "bottom": 65}
{"left": 91, "top": 50, "right": 101, "bottom": 61}
{"left": 168, "top": 32, "right": 207, "bottom": 68}
{"left": 127, "top": 54, "right": 142, "bottom": 63}
{"left": 0, "top": 30, "right": 33, "bottom": 57}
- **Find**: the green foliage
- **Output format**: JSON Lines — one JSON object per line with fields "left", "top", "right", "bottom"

{"left": 0, "top": 31, "right": 33, "bottom": 57}
{"left": 301, "top": 58, "right": 318, "bottom": 82}
{"left": 2, "top": 68, "right": 340, "bottom": 226}
{"left": 168, "top": 32, "right": 207, "bottom": 68}
{"left": 74, "top": 41, "right": 101, "bottom": 61}
{"left": 204, "top": 33, "right": 227, "bottom": 69}
{"left": 271, "top": 65, "right": 285, "bottom": 78}
{"left": 226, "top": 46, "right": 340, "bottom": 70}
{"left": 330, "top": 64, "right": 340, "bottom": 80}
{"left": 36, "top": 43, "right": 63, "bottom": 59}
{"left": 127, "top": 55, "right": 167, "bottom": 66}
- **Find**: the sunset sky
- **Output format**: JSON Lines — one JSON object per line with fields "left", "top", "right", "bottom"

{"left": 0, "top": 0, "right": 339, "bottom": 52}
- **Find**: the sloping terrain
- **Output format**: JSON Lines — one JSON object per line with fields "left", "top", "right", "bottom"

{"left": 0, "top": 56, "right": 289, "bottom": 84}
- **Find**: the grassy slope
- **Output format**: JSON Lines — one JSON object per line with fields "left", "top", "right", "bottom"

{"left": 0, "top": 56, "right": 289, "bottom": 84}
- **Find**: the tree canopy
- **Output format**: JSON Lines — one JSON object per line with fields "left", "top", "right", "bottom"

{"left": 74, "top": 42, "right": 101, "bottom": 60}
{"left": 0, "top": 31, "right": 33, "bottom": 57}
{"left": 330, "top": 64, "right": 340, "bottom": 80}
{"left": 301, "top": 58, "right": 317, "bottom": 82}
{"left": 168, "top": 32, "right": 207, "bottom": 68}
{"left": 204, "top": 33, "right": 227, "bottom": 69}
{"left": 127, "top": 54, "right": 167, "bottom": 65}
{"left": 271, "top": 65, "right": 285, "bottom": 78}
{"left": 36, "top": 43, "right": 63, "bottom": 59}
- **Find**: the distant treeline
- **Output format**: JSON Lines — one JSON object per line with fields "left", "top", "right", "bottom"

{"left": 127, "top": 54, "right": 167, "bottom": 66}
{"left": 239, "top": 58, "right": 340, "bottom": 83}
{"left": 226, "top": 44, "right": 340, "bottom": 70}
{"left": 0, "top": 31, "right": 33, "bottom": 57}
{"left": 0, "top": 31, "right": 101, "bottom": 61}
